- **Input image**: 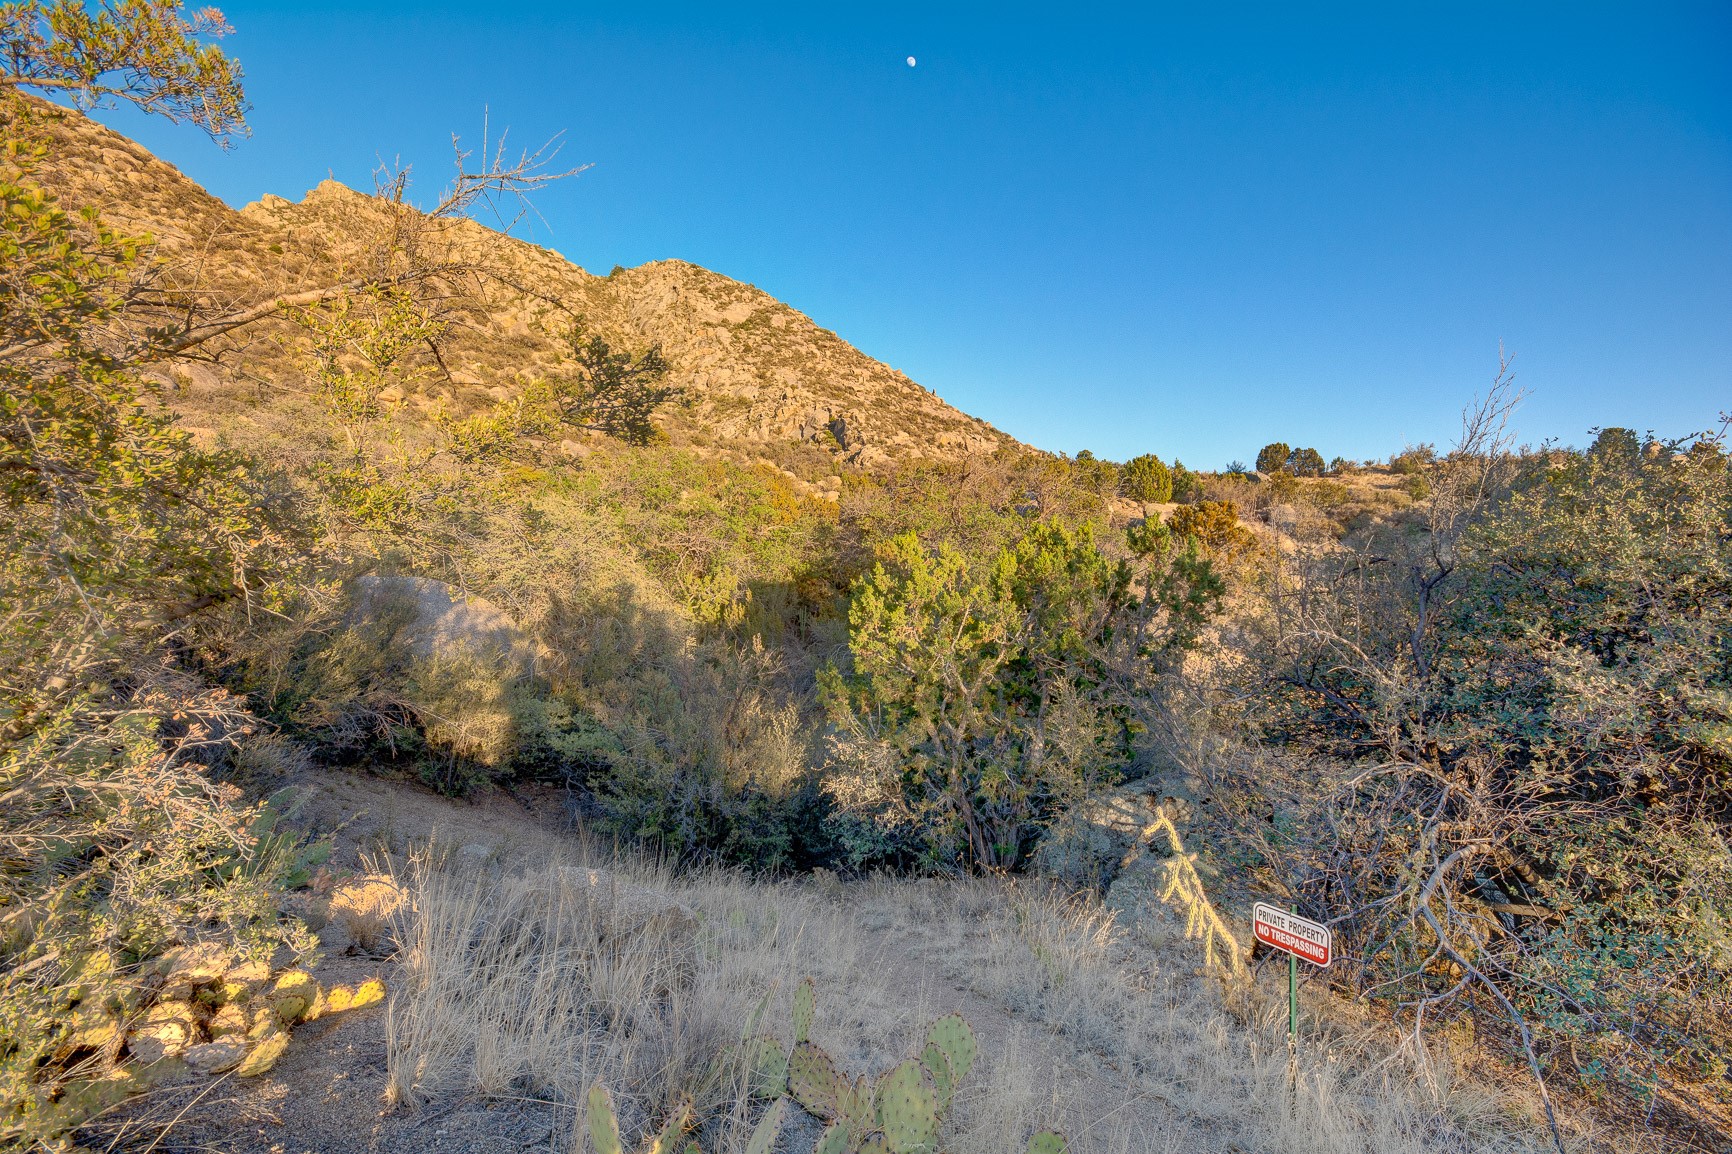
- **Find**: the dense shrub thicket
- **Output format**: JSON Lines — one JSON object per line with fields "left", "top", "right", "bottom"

{"left": 1225, "top": 406, "right": 1732, "bottom": 1126}
{"left": 1119, "top": 453, "right": 1174, "bottom": 503}
{"left": 1, "top": 18, "right": 314, "bottom": 1142}
{"left": 1256, "top": 441, "right": 1326, "bottom": 477}
{"left": 821, "top": 521, "right": 1222, "bottom": 869}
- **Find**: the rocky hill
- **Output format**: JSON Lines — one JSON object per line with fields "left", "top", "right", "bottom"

{"left": 31, "top": 100, "right": 1012, "bottom": 468}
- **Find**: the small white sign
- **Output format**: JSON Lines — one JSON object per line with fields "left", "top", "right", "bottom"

{"left": 1253, "top": 902, "right": 1332, "bottom": 968}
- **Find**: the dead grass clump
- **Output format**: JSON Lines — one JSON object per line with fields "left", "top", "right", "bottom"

{"left": 327, "top": 874, "right": 404, "bottom": 954}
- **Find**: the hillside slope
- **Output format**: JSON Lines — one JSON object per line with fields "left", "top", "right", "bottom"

{"left": 32, "top": 100, "right": 1011, "bottom": 468}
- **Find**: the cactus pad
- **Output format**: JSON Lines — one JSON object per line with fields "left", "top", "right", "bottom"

{"left": 750, "top": 1034, "right": 788, "bottom": 1098}
{"left": 919, "top": 1042, "right": 954, "bottom": 1115}
{"left": 648, "top": 1100, "right": 692, "bottom": 1154}
{"left": 744, "top": 1097, "right": 787, "bottom": 1154}
{"left": 875, "top": 1059, "right": 938, "bottom": 1154}
{"left": 925, "top": 1013, "right": 977, "bottom": 1086}
{"left": 840, "top": 1073, "right": 876, "bottom": 1132}
{"left": 793, "top": 976, "right": 816, "bottom": 1044}
{"left": 586, "top": 1084, "right": 621, "bottom": 1154}
{"left": 813, "top": 1122, "right": 853, "bottom": 1154}
{"left": 789, "top": 1041, "right": 843, "bottom": 1120}
{"left": 1027, "top": 1130, "right": 1069, "bottom": 1154}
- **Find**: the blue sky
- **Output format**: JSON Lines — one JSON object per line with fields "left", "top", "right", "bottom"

{"left": 95, "top": 2, "right": 1731, "bottom": 467}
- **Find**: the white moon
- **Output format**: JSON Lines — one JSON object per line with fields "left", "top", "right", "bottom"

{"left": 906, "top": 56, "right": 917, "bottom": 67}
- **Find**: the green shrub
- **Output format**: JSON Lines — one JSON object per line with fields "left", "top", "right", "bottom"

{"left": 838, "top": 448, "right": 1110, "bottom": 571}
{"left": 1289, "top": 447, "right": 1325, "bottom": 477}
{"left": 1067, "top": 450, "right": 1118, "bottom": 496}
{"left": 821, "top": 522, "right": 1221, "bottom": 869}
{"left": 1167, "top": 500, "right": 1255, "bottom": 558}
{"left": 1119, "top": 454, "right": 1174, "bottom": 503}
{"left": 1170, "top": 460, "right": 1201, "bottom": 503}
{"left": 1238, "top": 420, "right": 1732, "bottom": 1111}
{"left": 0, "top": 689, "right": 319, "bottom": 1146}
{"left": 1255, "top": 442, "right": 1292, "bottom": 475}
{"left": 1389, "top": 443, "right": 1436, "bottom": 474}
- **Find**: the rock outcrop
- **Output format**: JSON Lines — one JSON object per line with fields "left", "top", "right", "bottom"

{"left": 1031, "top": 779, "right": 1167, "bottom": 892}
{"left": 28, "top": 98, "right": 1018, "bottom": 469}
{"left": 346, "top": 575, "right": 541, "bottom": 678}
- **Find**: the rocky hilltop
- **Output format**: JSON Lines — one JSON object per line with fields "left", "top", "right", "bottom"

{"left": 32, "top": 101, "right": 1011, "bottom": 467}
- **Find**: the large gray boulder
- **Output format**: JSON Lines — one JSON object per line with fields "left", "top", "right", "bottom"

{"left": 1031, "top": 779, "right": 1165, "bottom": 892}
{"left": 347, "top": 575, "right": 540, "bottom": 678}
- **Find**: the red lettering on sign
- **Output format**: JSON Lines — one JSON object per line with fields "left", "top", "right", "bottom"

{"left": 1252, "top": 903, "right": 1332, "bottom": 967}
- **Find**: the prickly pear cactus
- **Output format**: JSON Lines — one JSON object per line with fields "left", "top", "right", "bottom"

{"left": 745, "top": 1097, "right": 787, "bottom": 1154}
{"left": 585, "top": 1084, "right": 691, "bottom": 1154}
{"left": 750, "top": 1034, "right": 789, "bottom": 1099}
{"left": 770, "top": 982, "right": 983, "bottom": 1154}
{"left": 919, "top": 1042, "right": 953, "bottom": 1114}
{"left": 1026, "top": 1130, "right": 1069, "bottom": 1154}
{"left": 813, "top": 1122, "right": 853, "bottom": 1154}
{"left": 647, "top": 1104, "right": 692, "bottom": 1154}
{"left": 793, "top": 976, "right": 817, "bottom": 1044}
{"left": 875, "top": 1059, "right": 938, "bottom": 1154}
{"left": 925, "top": 1013, "right": 977, "bottom": 1086}
{"left": 840, "top": 1073, "right": 877, "bottom": 1134}
{"left": 587, "top": 1085, "right": 623, "bottom": 1154}
{"left": 789, "top": 1041, "right": 844, "bottom": 1120}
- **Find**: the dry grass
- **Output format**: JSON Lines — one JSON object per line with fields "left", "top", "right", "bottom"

{"left": 327, "top": 875, "right": 404, "bottom": 955}
{"left": 947, "top": 880, "right": 1546, "bottom": 1154}
{"left": 376, "top": 845, "right": 1586, "bottom": 1154}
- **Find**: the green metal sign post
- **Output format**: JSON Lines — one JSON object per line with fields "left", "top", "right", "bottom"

{"left": 1288, "top": 950, "right": 1299, "bottom": 1053}
{"left": 1252, "top": 902, "right": 1333, "bottom": 1111}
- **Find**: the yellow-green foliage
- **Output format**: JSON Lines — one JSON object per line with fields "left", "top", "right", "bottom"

{"left": 840, "top": 450, "right": 1111, "bottom": 571}
{"left": 0, "top": 25, "right": 332, "bottom": 1144}
{"left": 1166, "top": 500, "right": 1256, "bottom": 559}
{"left": 822, "top": 522, "right": 1222, "bottom": 869}
{"left": 550, "top": 449, "right": 839, "bottom": 629}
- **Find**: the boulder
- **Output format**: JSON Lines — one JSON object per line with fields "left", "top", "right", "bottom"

{"left": 455, "top": 842, "right": 495, "bottom": 866}
{"left": 347, "top": 574, "right": 540, "bottom": 678}
{"left": 1031, "top": 780, "right": 1164, "bottom": 892}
